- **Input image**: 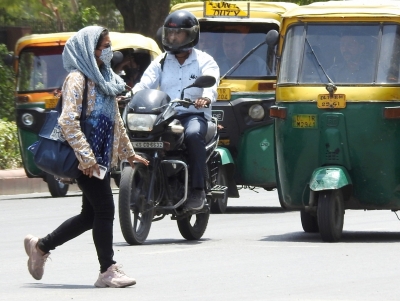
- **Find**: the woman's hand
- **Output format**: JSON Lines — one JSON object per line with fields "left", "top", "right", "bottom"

{"left": 83, "top": 163, "right": 100, "bottom": 178}
{"left": 127, "top": 154, "right": 150, "bottom": 168}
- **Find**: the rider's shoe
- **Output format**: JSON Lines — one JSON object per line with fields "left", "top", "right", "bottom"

{"left": 184, "top": 189, "right": 205, "bottom": 211}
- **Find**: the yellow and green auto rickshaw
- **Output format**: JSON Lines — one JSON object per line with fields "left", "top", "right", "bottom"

{"left": 12, "top": 31, "right": 161, "bottom": 197}
{"left": 170, "top": 1, "right": 298, "bottom": 213}
{"left": 271, "top": 1, "right": 400, "bottom": 241}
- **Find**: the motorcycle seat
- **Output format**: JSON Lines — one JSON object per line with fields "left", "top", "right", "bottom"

{"left": 205, "top": 120, "right": 217, "bottom": 144}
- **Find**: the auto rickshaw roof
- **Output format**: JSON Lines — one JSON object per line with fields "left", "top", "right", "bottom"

{"left": 282, "top": 1, "right": 400, "bottom": 19}
{"left": 170, "top": 1, "right": 298, "bottom": 22}
{"left": 15, "top": 31, "right": 161, "bottom": 57}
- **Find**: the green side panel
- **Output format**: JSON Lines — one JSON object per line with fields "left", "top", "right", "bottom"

{"left": 275, "top": 102, "right": 400, "bottom": 209}
{"left": 215, "top": 147, "right": 234, "bottom": 165}
{"left": 235, "top": 124, "right": 276, "bottom": 186}
{"left": 309, "top": 166, "right": 352, "bottom": 191}
{"left": 18, "top": 129, "right": 42, "bottom": 177}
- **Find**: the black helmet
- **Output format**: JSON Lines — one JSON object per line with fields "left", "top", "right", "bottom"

{"left": 162, "top": 10, "right": 199, "bottom": 54}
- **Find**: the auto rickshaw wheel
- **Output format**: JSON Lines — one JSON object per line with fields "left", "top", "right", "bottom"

{"left": 46, "top": 173, "right": 69, "bottom": 197}
{"left": 211, "top": 165, "right": 229, "bottom": 214}
{"left": 119, "top": 165, "right": 153, "bottom": 245}
{"left": 300, "top": 209, "right": 319, "bottom": 233}
{"left": 317, "top": 189, "right": 344, "bottom": 242}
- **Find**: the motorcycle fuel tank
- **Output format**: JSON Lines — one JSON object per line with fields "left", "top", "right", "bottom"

{"left": 128, "top": 89, "right": 171, "bottom": 114}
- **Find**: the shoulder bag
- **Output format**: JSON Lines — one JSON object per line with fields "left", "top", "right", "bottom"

{"left": 29, "top": 76, "right": 91, "bottom": 179}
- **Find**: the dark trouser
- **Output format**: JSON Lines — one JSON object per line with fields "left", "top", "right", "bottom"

{"left": 38, "top": 173, "right": 116, "bottom": 273}
{"left": 178, "top": 114, "right": 207, "bottom": 189}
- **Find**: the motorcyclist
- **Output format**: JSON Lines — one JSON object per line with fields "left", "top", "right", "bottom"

{"left": 132, "top": 10, "right": 220, "bottom": 211}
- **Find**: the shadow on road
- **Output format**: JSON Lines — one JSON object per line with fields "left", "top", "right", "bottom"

{"left": 261, "top": 231, "right": 400, "bottom": 243}
{"left": 225, "top": 206, "right": 291, "bottom": 214}
{"left": 115, "top": 238, "right": 211, "bottom": 247}
{"left": 22, "top": 283, "right": 95, "bottom": 289}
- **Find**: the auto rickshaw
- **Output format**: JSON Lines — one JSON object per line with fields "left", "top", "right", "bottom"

{"left": 170, "top": 1, "right": 298, "bottom": 213}
{"left": 271, "top": 1, "right": 400, "bottom": 242}
{"left": 12, "top": 31, "right": 161, "bottom": 197}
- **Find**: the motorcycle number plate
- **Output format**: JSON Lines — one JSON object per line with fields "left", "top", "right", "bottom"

{"left": 45, "top": 97, "right": 59, "bottom": 109}
{"left": 317, "top": 94, "right": 346, "bottom": 109}
{"left": 131, "top": 141, "right": 164, "bottom": 149}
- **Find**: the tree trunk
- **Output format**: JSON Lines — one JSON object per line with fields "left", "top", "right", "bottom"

{"left": 114, "top": 0, "right": 170, "bottom": 41}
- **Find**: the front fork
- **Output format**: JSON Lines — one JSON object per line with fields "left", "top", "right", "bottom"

{"left": 146, "top": 151, "right": 160, "bottom": 207}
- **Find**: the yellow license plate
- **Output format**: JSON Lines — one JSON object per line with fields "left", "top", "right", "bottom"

{"left": 292, "top": 114, "right": 318, "bottom": 129}
{"left": 317, "top": 94, "right": 346, "bottom": 109}
{"left": 45, "top": 97, "right": 59, "bottom": 109}
{"left": 217, "top": 88, "right": 231, "bottom": 101}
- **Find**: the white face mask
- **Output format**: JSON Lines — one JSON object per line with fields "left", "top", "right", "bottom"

{"left": 99, "top": 46, "right": 113, "bottom": 65}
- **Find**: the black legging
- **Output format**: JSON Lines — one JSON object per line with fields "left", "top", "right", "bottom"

{"left": 38, "top": 173, "right": 116, "bottom": 273}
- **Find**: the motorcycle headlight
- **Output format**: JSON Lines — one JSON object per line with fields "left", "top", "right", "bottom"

{"left": 127, "top": 113, "right": 157, "bottom": 131}
{"left": 248, "top": 104, "right": 265, "bottom": 121}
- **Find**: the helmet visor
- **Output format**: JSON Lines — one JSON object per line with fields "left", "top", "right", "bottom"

{"left": 162, "top": 26, "right": 199, "bottom": 51}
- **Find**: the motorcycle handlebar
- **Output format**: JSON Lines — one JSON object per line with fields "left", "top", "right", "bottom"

{"left": 171, "top": 98, "right": 208, "bottom": 108}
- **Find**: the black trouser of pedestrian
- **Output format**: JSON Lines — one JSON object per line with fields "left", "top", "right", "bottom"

{"left": 178, "top": 113, "right": 207, "bottom": 189}
{"left": 37, "top": 173, "right": 116, "bottom": 273}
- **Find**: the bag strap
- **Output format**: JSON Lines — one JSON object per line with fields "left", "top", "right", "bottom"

{"left": 80, "top": 75, "right": 89, "bottom": 121}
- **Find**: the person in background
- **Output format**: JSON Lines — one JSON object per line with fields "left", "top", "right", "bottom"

{"left": 113, "top": 51, "right": 141, "bottom": 88}
{"left": 197, "top": 32, "right": 218, "bottom": 58}
{"left": 132, "top": 10, "right": 219, "bottom": 211}
{"left": 23, "top": 26, "right": 149, "bottom": 288}
{"left": 327, "top": 33, "right": 372, "bottom": 83}
{"left": 219, "top": 32, "right": 267, "bottom": 76}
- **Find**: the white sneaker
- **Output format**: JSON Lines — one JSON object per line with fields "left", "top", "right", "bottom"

{"left": 24, "top": 234, "right": 50, "bottom": 280}
{"left": 94, "top": 264, "right": 136, "bottom": 288}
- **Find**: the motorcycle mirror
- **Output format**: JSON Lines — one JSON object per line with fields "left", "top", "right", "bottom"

{"left": 265, "top": 30, "right": 279, "bottom": 47}
{"left": 191, "top": 75, "right": 216, "bottom": 88}
{"left": 180, "top": 76, "right": 216, "bottom": 100}
{"left": 112, "top": 51, "right": 123, "bottom": 66}
{"left": 3, "top": 53, "right": 14, "bottom": 66}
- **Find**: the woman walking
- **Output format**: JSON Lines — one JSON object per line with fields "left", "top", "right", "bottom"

{"left": 24, "top": 26, "right": 149, "bottom": 288}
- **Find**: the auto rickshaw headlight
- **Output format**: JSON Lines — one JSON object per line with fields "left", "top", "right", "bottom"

{"left": 248, "top": 104, "right": 265, "bottom": 121}
{"left": 21, "top": 113, "right": 34, "bottom": 126}
{"left": 127, "top": 113, "right": 157, "bottom": 131}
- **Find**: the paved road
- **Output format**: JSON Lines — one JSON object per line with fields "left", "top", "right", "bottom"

{"left": 1, "top": 188, "right": 400, "bottom": 301}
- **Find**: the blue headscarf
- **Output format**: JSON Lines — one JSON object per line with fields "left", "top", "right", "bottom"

{"left": 62, "top": 26, "right": 125, "bottom": 169}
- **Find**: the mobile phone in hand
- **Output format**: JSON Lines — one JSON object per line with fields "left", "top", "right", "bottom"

{"left": 93, "top": 164, "right": 107, "bottom": 180}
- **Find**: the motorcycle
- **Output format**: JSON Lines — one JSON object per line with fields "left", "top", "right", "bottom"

{"left": 118, "top": 75, "right": 227, "bottom": 245}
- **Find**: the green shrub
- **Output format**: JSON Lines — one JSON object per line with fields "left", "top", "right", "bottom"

{"left": 0, "top": 120, "right": 22, "bottom": 169}
{"left": 0, "top": 43, "right": 16, "bottom": 122}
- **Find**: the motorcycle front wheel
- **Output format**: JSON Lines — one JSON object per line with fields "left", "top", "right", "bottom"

{"left": 119, "top": 165, "right": 153, "bottom": 245}
{"left": 177, "top": 209, "right": 210, "bottom": 240}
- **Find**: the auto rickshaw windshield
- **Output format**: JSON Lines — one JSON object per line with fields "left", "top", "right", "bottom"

{"left": 278, "top": 23, "right": 400, "bottom": 85}
{"left": 17, "top": 46, "right": 67, "bottom": 92}
{"left": 196, "top": 23, "right": 277, "bottom": 78}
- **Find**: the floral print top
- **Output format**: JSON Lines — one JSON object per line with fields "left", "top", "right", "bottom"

{"left": 58, "top": 70, "right": 135, "bottom": 170}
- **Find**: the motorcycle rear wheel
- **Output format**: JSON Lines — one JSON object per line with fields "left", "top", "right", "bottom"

{"left": 210, "top": 164, "right": 229, "bottom": 214}
{"left": 119, "top": 165, "right": 153, "bottom": 245}
{"left": 177, "top": 209, "right": 210, "bottom": 240}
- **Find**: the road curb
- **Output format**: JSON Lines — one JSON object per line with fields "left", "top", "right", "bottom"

{"left": 0, "top": 168, "right": 117, "bottom": 196}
